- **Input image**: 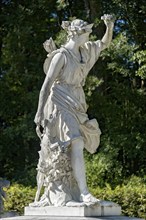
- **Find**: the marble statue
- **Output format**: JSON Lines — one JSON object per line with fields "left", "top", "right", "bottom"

{"left": 0, "top": 179, "right": 10, "bottom": 213}
{"left": 32, "top": 14, "right": 115, "bottom": 207}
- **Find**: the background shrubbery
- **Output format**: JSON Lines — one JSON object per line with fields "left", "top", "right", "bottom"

{"left": 4, "top": 184, "right": 36, "bottom": 214}
{"left": 4, "top": 176, "right": 146, "bottom": 219}
{"left": 90, "top": 176, "right": 146, "bottom": 219}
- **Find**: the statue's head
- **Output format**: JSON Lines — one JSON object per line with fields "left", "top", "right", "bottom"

{"left": 61, "top": 19, "right": 93, "bottom": 40}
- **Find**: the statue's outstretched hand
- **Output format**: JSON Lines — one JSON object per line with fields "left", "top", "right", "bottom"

{"left": 101, "top": 14, "right": 115, "bottom": 28}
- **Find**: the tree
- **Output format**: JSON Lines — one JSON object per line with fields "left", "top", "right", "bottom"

{"left": 0, "top": 0, "right": 146, "bottom": 186}
{"left": 0, "top": 0, "right": 62, "bottom": 183}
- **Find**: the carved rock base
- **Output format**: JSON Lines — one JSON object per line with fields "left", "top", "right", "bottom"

{"left": 24, "top": 201, "right": 121, "bottom": 217}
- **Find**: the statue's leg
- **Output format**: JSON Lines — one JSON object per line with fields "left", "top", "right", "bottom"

{"left": 71, "top": 138, "right": 100, "bottom": 204}
{"left": 71, "top": 138, "right": 89, "bottom": 195}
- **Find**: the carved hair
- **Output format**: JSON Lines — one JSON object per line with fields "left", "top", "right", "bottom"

{"left": 61, "top": 19, "right": 93, "bottom": 40}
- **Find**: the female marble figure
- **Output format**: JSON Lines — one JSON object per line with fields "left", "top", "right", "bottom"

{"left": 33, "top": 14, "right": 115, "bottom": 207}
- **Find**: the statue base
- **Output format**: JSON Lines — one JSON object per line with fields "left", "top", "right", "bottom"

{"left": 24, "top": 201, "right": 121, "bottom": 217}
{"left": 1, "top": 201, "right": 144, "bottom": 220}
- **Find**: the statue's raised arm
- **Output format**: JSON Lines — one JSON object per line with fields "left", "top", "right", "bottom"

{"left": 100, "top": 14, "right": 115, "bottom": 50}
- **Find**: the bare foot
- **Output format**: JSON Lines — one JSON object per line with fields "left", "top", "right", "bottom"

{"left": 80, "top": 193, "right": 100, "bottom": 205}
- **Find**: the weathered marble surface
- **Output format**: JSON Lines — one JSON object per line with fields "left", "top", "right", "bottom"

{"left": 32, "top": 15, "right": 115, "bottom": 207}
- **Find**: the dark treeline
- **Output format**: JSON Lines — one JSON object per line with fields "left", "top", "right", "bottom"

{"left": 0, "top": 0, "right": 146, "bottom": 186}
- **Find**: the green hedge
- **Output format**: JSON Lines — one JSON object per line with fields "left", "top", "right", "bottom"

{"left": 4, "top": 176, "right": 146, "bottom": 218}
{"left": 4, "top": 184, "right": 36, "bottom": 214}
{"left": 90, "top": 176, "right": 146, "bottom": 219}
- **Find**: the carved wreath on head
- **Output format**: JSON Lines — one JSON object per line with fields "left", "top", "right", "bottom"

{"left": 61, "top": 19, "right": 93, "bottom": 34}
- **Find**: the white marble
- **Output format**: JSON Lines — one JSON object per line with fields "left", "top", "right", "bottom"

{"left": 25, "top": 201, "right": 121, "bottom": 217}
{"left": 32, "top": 15, "right": 115, "bottom": 207}
{"left": 25, "top": 206, "right": 101, "bottom": 217}
{"left": 100, "top": 201, "right": 121, "bottom": 216}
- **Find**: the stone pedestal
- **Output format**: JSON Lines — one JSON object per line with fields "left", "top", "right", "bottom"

{"left": 1, "top": 201, "right": 144, "bottom": 220}
{"left": 24, "top": 201, "right": 121, "bottom": 217}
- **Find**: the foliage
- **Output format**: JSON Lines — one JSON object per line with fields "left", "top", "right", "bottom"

{"left": 4, "top": 176, "right": 146, "bottom": 218}
{"left": 90, "top": 176, "right": 146, "bottom": 219}
{"left": 4, "top": 184, "right": 36, "bottom": 214}
{"left": 132, "top": 49, "right": 146, "bottom": 79}
{"left": 84, "top": 31, "right": 146, "bottom": 184}
{"left": 0, "top": 0, "right": 59, "bottom": 180}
